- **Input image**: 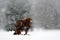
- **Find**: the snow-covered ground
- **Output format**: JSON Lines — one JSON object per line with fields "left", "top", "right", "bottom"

{"left": 0, "top": 0, "right": 60, "bottom": 40}
{"left": 0, "top": 29, "right": 60, "bottom": 40}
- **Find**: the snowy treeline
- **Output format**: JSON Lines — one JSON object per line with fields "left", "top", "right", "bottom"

{"left": 0, "top": 0, "right": 60, "bottom": 31}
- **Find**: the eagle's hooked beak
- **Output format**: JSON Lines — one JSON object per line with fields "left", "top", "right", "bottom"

{"left": 30, "top": 19, "right": 32, "bottom": 23}
{"left": 30, "top": 20, "right": 32, "bottom": 22}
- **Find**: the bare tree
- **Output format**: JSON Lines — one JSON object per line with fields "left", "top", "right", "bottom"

{"left": 5, "top": 0, "right": 31, "bottom": 31}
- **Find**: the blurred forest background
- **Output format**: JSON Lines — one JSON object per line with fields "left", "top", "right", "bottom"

{"left": 0, "top": 0, "right": 60, "bottom": 31}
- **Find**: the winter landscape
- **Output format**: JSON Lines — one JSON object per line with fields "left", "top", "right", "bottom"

{"left": 0, "top": 0, "right": 60, "bottom": 40}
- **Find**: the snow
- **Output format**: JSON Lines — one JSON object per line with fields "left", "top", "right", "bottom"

{"left": 1, "top": 8, "right": 6, "bottom": 12}
{"left": 0, "top": 29, "right": 60, "bottom": 40}
{"left": 0, "top": 0, "right": 60, "bottom": 40}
